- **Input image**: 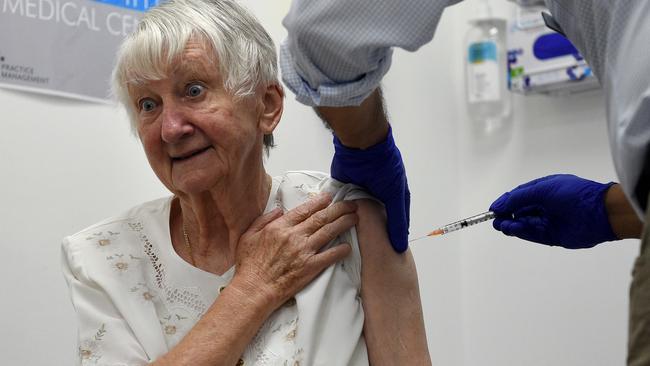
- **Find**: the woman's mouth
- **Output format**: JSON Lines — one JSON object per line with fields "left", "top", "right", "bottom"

{"left": 172, "top": 147, "right": 211, "bottom": 162}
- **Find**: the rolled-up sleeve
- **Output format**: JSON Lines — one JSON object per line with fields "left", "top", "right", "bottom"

{"left": 281, "top": 0, "right": 462, "bottom": 107}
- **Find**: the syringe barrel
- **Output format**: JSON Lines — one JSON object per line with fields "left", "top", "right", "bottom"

{"left": 442, "top": 211, "right": 496, "bottom": 233}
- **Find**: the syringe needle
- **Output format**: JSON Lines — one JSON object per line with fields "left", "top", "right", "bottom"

{"left": 408, "top": 235, "right": 428, "bottom": 243}
{"left": 408, "top": 229, "right": 445, "bottom": 242}
{"left": 409, "top": 211, "right": 496, "bottom": 243}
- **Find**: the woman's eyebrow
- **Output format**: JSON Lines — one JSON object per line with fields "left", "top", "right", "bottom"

{"left": 173, "top": 58, "right": 212, "bottom": 79}
{"left": 128, "top": 84, "right": 151, "bottom": 101}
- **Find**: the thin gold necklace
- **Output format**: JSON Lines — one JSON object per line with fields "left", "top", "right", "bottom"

{"left": 182, "top": 221, "right": 196, "bottom": 266}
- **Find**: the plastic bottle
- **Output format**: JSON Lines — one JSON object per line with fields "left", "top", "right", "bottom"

{"left": 465, "top": 6, "right": 510, "bottom": 135}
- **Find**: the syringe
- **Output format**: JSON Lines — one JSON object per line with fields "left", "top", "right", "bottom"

{"left": 409, "top": 211, "right": 497, "bottom": 242}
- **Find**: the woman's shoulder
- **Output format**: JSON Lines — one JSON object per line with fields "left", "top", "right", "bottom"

{"left": 277, "top": 170, "right": 375, "bottom": 204}
{"left": 61, "top": 196, "right": 173, "bottom": 261}
{"left": 277, "top": 170, "right": 329, "bottom": 193}
{"left": 275, "top": 170, "right": 381, "bottom": 288}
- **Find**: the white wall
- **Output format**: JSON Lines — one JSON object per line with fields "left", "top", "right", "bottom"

{"left": 0, "top": 0, "right": 638, "bottom": 365}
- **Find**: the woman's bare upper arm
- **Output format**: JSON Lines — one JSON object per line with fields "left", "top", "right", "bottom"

{"left": 354, "top": 199, "right": 432, "bottom": 366}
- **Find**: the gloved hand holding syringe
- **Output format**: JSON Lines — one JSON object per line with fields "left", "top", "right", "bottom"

{"left": 409, "top": 211, "right": 497, "bottom": 242}
{"left": 410, "top": 175, "right": 623, "bottom": 247}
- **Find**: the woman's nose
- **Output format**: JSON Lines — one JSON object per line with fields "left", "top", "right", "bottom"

{"left": 161, "top": 104, "right": 194, "bottom": 143}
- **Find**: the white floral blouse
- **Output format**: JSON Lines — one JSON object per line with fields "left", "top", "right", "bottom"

{"left": 62, "top": 171, "right": 371, "bottom": 366}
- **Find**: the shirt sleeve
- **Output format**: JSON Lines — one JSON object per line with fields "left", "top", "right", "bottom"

{"left": 323, "top": 177, "right": 379, "bottom": 286}
{"left": 61, "top": 238, "right": 151, "bottom": 366}
{"left": 280, "top": 0, "right": 462, "bottom": 107}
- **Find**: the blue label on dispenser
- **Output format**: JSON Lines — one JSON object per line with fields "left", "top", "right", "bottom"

{"left": 469, "top": 42, "right": 497, "bottom": 64}
{"left": 467, "top": 41, "right": 500, "bottom": 103}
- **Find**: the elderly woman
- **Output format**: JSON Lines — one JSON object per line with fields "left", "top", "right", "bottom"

{"left": 62, "top": 0, "right": 429, "bottom": 365}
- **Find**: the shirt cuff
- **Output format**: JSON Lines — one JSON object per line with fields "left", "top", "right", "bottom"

{"left": 279, "top": 39, "right": 393, "bottom": 107}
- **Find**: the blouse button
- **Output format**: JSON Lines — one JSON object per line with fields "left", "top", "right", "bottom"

{"left": 236, "top": 358, "right": 244, "bottom": 366}
{"left": 219, "top": 286, "right": 226, "bottom": 293}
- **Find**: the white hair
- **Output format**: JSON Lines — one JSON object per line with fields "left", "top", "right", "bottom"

{"left": 112, "top": 0, "right": 278, "bottom": 150}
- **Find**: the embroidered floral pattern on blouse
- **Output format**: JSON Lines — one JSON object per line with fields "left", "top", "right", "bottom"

{"left": 79, "top": 323, "right": 106, "bottom": 365}
{"left": 129, "top": 282, "right": 157, "bottom": 303}
{"left": 129, "top": 220, "right": 208, "bottom": 318}
{"left": 286, "top": 347, "right": 305, "bottom": 366}
{"left": 241, "top": 303, "right": 303, "bottom": 366}
{"left": 293, "top": 183, "right": 319, "bottom": 199}
{"left": 85, "top": 230, "right": 121, "bottom": 251}
{"left": 105, "top": 253, "right": 142, "bottom": 277}
{"left": 112, "top": 255, "right": 129, "bottom": 272}
{"left": 158, "top": 308, "right": 194, "bottom": 346}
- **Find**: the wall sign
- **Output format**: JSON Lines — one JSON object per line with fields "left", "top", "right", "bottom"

{"left": 0, "top": 0, "right": 158, "bottom": 102}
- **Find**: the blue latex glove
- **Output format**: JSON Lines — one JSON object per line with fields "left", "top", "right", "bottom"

{"left": 489, "top": 174, "right": 618, "bottom": 249}
{"left": 331, "top": 126, "right": 410, "bottom": 253}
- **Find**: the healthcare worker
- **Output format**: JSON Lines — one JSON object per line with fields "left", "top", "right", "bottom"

{"left": 280, "top": 0, "right": 650, "bottom": 364}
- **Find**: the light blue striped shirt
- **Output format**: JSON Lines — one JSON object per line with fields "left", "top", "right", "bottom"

{"left": 281, "top": 0, "right": 461, "bottom": 107}
{"left": 281, "top": 0, "right": 650, "bottom": 217}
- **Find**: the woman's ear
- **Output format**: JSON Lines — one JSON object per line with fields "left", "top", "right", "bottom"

{"left": 258, "top": 83, "right": 284, "bottom": 134}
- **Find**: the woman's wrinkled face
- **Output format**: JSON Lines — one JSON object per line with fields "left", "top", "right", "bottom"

{"left": 129, "top": 40, "right": 271, "bottom": 195}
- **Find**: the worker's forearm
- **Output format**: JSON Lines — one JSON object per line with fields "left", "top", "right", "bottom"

{"left": 605, "top": 184, "right": 643, "bottom": 239}
{"left": 150, "top": 275, "right": 275, "bottom": 366}
{"left": 316, "top": 88, "right": 389, "bottom": 149}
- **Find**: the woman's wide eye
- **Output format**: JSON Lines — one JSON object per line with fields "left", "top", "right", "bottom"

{"left": 187, "top": 84, "right": 204, "bottom": 97}
{"left": 139, "top": 98, "right": 157, "bottom": 112}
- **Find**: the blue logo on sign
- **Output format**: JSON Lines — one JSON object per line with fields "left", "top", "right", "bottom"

{"left": 93, "top": 0, "right": 160, "bottom": 12}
